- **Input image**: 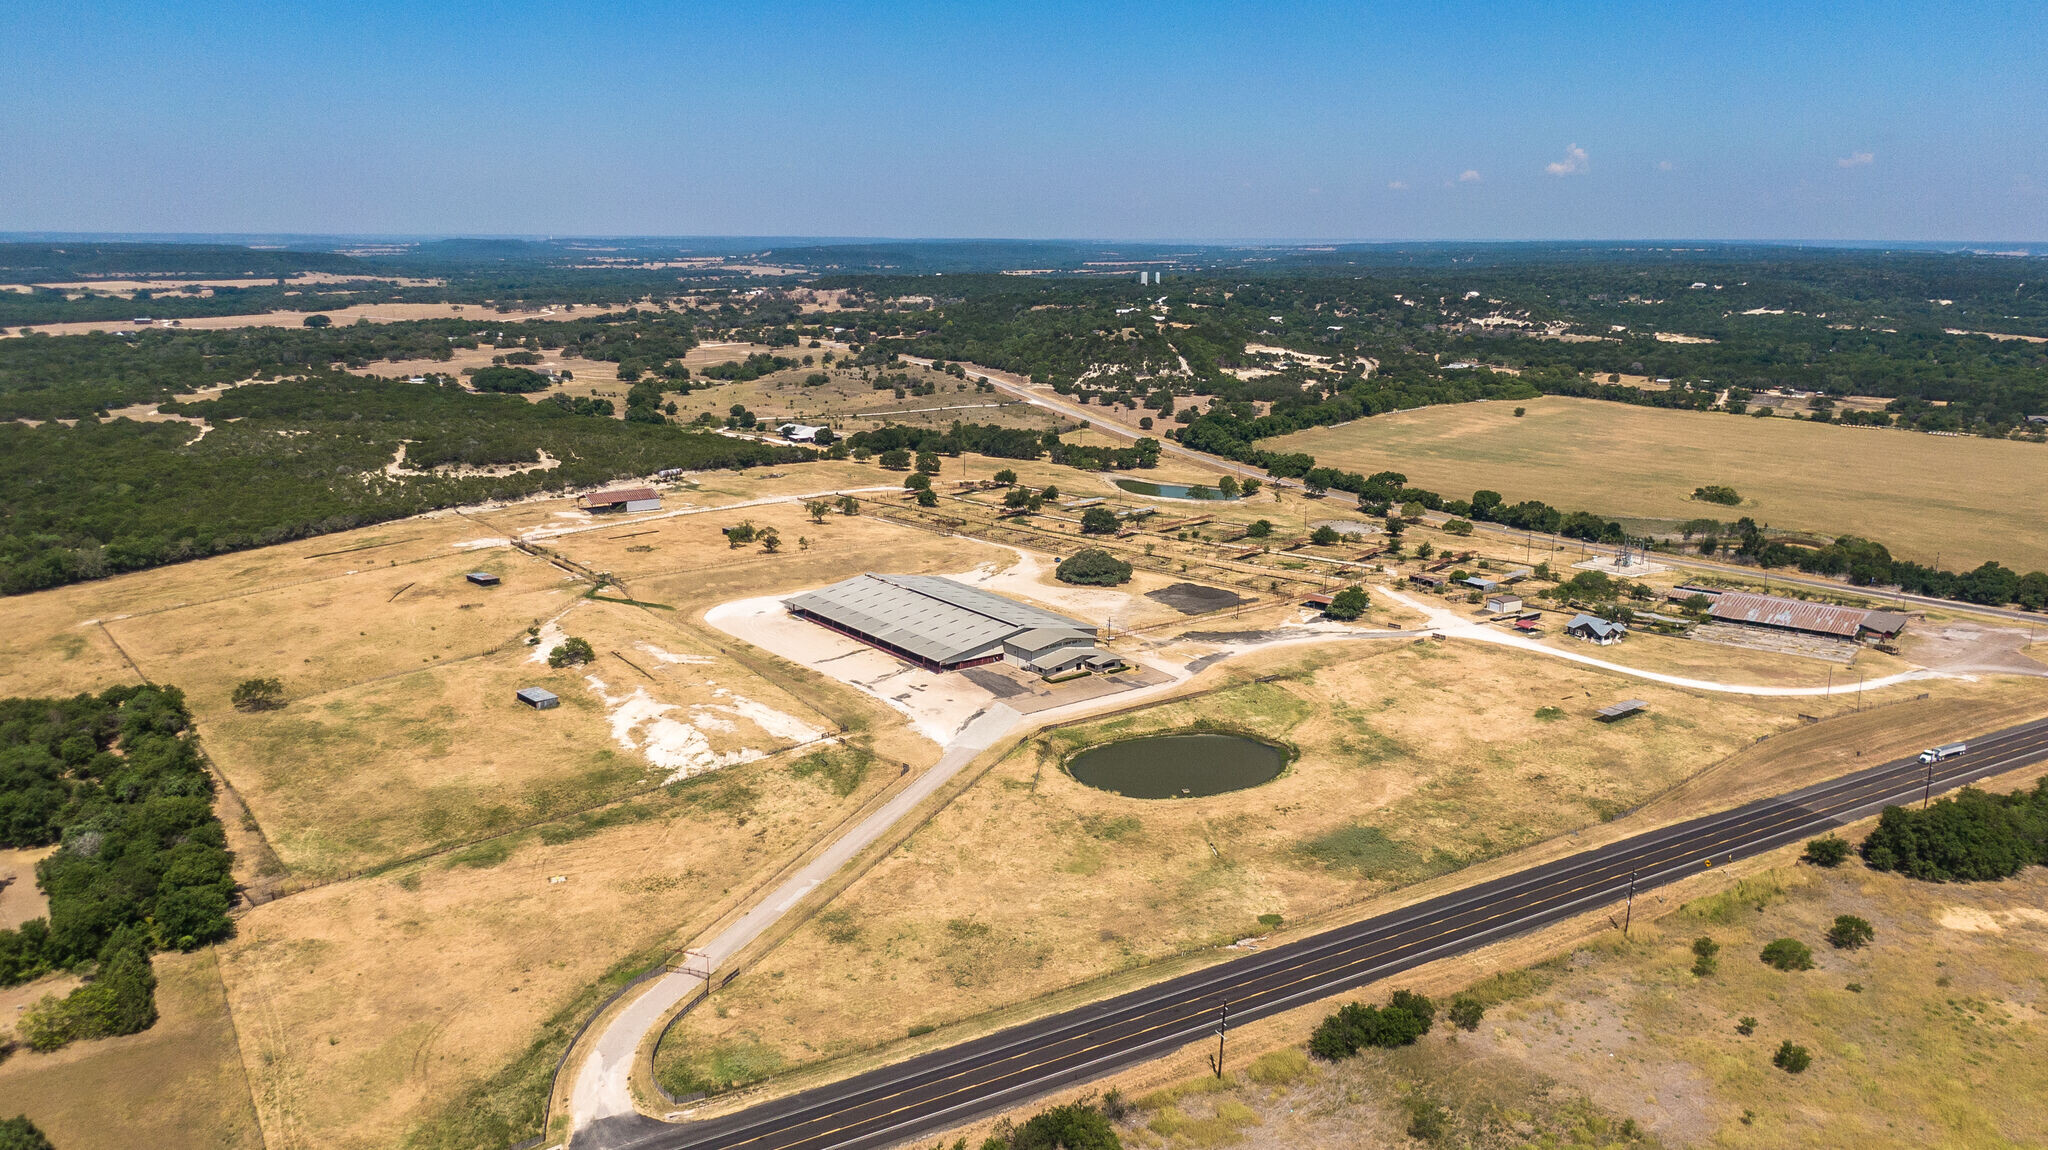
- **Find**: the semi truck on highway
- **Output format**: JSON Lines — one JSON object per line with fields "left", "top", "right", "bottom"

{"left": 1919, "top": 742, "right": 1969, "bottom": 763}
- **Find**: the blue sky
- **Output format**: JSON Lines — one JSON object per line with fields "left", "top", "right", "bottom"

{"left": 2, "top": 2, "right": 2043, "bottom": 240}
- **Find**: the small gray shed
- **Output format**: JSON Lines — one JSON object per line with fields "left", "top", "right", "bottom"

{"left": 467, "top": 572, "right": 501, "bottom": 587}
{"left": 516, "top": 687, "right": 560, "bottom": 710}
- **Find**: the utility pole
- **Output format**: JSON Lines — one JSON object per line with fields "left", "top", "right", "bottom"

{"left": 1208, "top": 999, "right": 1229, "bottom": 1078}
{"left": 1623, "top": 870, "right": 1638, "bottom": 936}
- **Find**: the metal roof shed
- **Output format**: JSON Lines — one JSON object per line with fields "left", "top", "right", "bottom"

{"left": 1596, "top": 699, "right": 1648, "bottom": 722}
{"left": 467, "top": 572, "right": 501, "bottom": 586}
{"left": 516, "top": 688, "right": 560, "bottom": 710}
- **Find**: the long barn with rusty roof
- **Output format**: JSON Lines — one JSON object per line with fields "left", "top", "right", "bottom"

{"left": 785, "top": 573, "right": 1101, "bottom": 673}
{"left": 1704, "top": 590, "right": 1909, "bottom": 640}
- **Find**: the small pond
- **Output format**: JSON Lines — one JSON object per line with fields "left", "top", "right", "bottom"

{"left": 1113, "top": 479, "right": 1243, "bottom": 501}
{"left": 1066, "top": 732, "right": 1288, "bottom": 798}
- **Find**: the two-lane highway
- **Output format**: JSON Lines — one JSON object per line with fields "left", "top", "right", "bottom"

{"left": 579, "top": 716, "right": 2048, "bottom": 1150}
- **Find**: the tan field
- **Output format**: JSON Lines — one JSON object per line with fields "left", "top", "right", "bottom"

{"left": 0, "top": 463, "right": 1168, "bottom": 1149}
{"left": 1268, "top": 395, "right": 2048, "bottom": 572}
{"left": 4, "top": 301, "right": 575, "bottom": 338}
{"left": 656, "top": 628, "right": 2041, "bottom": 1097}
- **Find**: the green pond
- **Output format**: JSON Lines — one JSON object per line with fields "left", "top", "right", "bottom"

{"left": 1113, "top": 479, "right": 1243, "bottom": 500}
{"left": 1066, "top": 732, "right": 1287, "bottom": 798}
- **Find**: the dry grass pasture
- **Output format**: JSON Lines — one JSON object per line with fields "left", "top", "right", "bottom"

{"left": 1269, "top": 395, "right": 2048, "bottom": 571}
{"left": 937, "top": 857, "right": 2048, "bottom": 1150}
{"left": 657, "top": 632, "right": 1937, "bottom": 1091}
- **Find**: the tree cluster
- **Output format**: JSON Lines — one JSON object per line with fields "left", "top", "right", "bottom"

{"left": 0, "top": 686, "right": 233, "bottom": 1050}
{"left": 1859, "top": 779, "right": 2048, "bottom": 881}
{"left": 1055, "top": 549, "right": 1132, "bottom": 586}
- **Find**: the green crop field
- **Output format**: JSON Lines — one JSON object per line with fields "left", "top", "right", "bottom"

{"left": 1269, "top": 396, "right": 2048, "bottom": 572}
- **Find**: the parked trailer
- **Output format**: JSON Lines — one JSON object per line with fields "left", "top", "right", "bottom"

{"left": 1918, "top": 742, "right": 1968, "bottom": 763}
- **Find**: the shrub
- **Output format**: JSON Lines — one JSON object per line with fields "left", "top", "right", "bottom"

{"left": 1760, "top": 938, "right": 1815, "bottom": 971}
{"left": 1080, "top": 506, "right": 1120, "bottom": 535}
{"left": 1533, "top": 706, "right": 1566, "bottom": 721}
{"left": 1693, "top": 484, "right": 1743, "bottom": 506}
{"left": 0, "top": 1116, "right": 54, "bottom": 1150}
{"left": 1446, "top": 994, "right": 1485, "bottom": 1031}
{"left": 1001, "top": 1101, "right": 1121, "bottom": 1150}
{"left": 915, "top": 490, "right": 938, "bottom": 508}
{"left": 723, "top": 520, "right": 757, "bottom": 547}
{"left": 1405, "top": 1097, "right": 1450, "bottom": 1141}
{"left": 1691, "top": 935, "right": 1721, "bottom": 976}
{"left": 230, "top": 676, "right": 286, "bottom": 712}
{"left": 1736, "top": 1016, "right": 1757, "bottom": 1036}
{"left": 1309, "top": 525, "right": 1341, "bottom": 546}
{"left": 1803, "top": 835, "right": 1851, "bottom": 867}
{"left": 1323, "top": 586, "right": 1370, "bottom": 620}
{"left": 1055, "top": 549, "right": 1133, "bottom": 586}
{"left": 1308, "top": 990, "right": 1434, "bottom": 1059}
{"left": 1773, "top": 1040, "right": 1812, "bottom": 1073}
{"left": 548, "top": 637, "right": 596, "bottom": 668}
{"left": 1826, "top": 914, "right": 1874, "bottom": 950}
{"left": 1245, "top": 519, "right": 1272, "bottom": 538}
{"left": 992, "top": 468, "right": 1017, "bottom": 485}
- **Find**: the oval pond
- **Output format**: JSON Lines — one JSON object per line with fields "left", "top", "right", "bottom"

{"left": 1066, "top": 732, "right": 1288, "bottom": 798}
{"left": 1113, "top": 479, "right": 1242, "bottom": 500}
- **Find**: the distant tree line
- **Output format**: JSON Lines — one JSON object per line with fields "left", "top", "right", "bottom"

{"left": 1, "top": 373, "right": 809, "bottom": 594}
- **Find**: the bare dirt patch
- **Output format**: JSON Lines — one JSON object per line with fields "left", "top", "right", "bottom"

{"left": 0, "top": 846, "right": 55, "bottom": 931}
{"left": 1146, "top": 582, "right": 1249, "bottom": 614}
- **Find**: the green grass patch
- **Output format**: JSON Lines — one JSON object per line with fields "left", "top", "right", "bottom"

{"left": 534, "top": 801, "right": 659, "bottom": 845}
{"left": 1680, "top": 872, "right": 1790, "bottom": 925}
{"left": 1296, "top": 824, "right": 1420, "bottom": 878}
{"left": 788, "top": 745, "right": 873, "bottom": 798}
{"left": 1078, "top": 814, "right": 1142, "bottom": 841}
{"left": 444, "top": 836, "right": 516, "bottom": 869}
{"left": 656, "top": 1038, "right": 788, "bottom": 1099}
{"left": 1244, "top": 1047, "right": 1313, "bottom": 1086}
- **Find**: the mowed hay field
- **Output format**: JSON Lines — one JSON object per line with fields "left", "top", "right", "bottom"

{"left": 659, "top": 637, "right": 1846, "bottom": 1091}
{"left": 1269, "top": 396, "right": 2048, "bottom": 572}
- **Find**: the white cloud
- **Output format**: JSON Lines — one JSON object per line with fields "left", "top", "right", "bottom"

{"left": 1457, "top": 169, "right": 1482, "bottom": 183}
{"left": 1657, "top": 159, "right": 1676, "bottom": 172}
{"left": 1545, "top": 144, "right": 1589, "bottom": 176}
{"left": 1386, "top": 180, "right": 1408, "bottom": 190}
{"left": 1838, "top": 151, "right": 1875, "bottom": 168}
